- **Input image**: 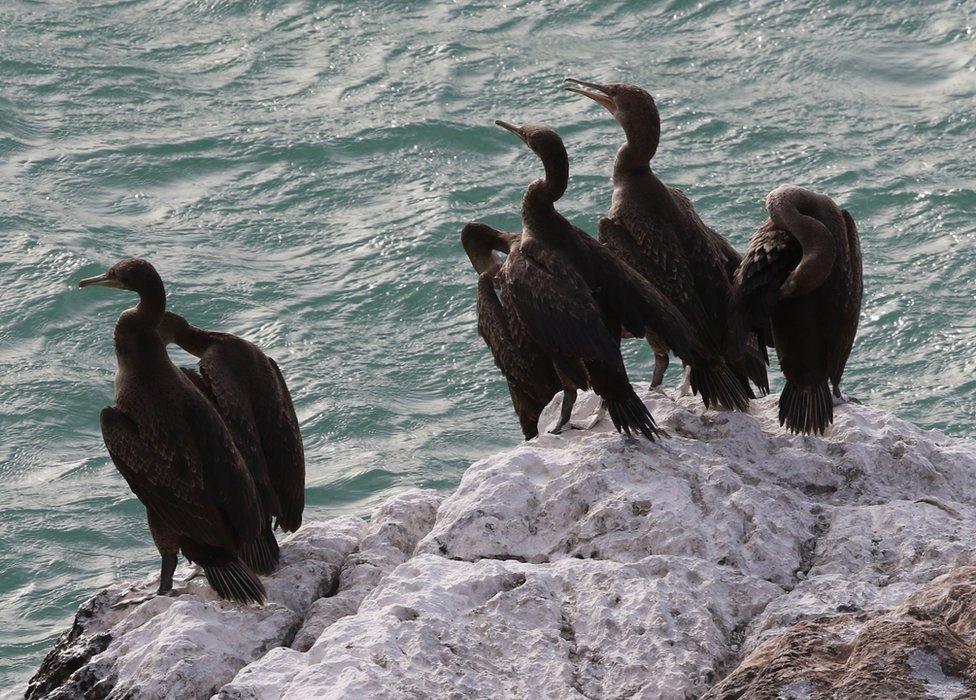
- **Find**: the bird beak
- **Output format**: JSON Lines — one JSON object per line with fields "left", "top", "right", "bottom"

{"left": 564, "top": 78, "right": 616, "bottom": 114}
{"left": 79, "top": 272, "right": 123, "bottom": 289}
{"left": 495, "top": 120, "right": 526, "bottom": 141}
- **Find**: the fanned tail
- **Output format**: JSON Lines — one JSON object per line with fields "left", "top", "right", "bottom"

{"left": 204, "top": 559, "right": 266, "bottom": 605}
{"left": 690, "top": 363, "right": 754, "bottom": 412}
{"left": 239, "top": 523, "right": 280, "bottom": 576}
{"left": 779, "top": 381, "right": 833, "bottom": 435}
{"left": 604, "top": 387, "right": 664, "bottom": 442}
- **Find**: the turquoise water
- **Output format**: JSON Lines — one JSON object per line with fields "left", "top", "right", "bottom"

{"left": 1, "top": 0, "right": 973, "bottom": 692}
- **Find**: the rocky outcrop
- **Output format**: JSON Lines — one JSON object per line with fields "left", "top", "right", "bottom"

{"left": 28, "top": 388, "right": 976, "bottom": 699}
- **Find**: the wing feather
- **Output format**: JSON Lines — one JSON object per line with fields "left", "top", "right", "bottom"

{"left": 477, "top": 273, "right": 559, "bottom": 409}
{"left": 100, "top": 406, "right": 238, "bottom": 550}
{"left": 499, "top": 250, "right": 619, "bottom": 365}
{"left": 732, "top": 222, "right": 801, "bottom": 332}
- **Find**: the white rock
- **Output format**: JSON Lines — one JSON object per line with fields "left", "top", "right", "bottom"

{"left": 29, "top": 389, "right": 976, "bottom": 699}
{"left": 290, "top": 488, "right": 443, "bottom": 651}
{"left": 26, "top": 517, "right": 365, "bottom": 699}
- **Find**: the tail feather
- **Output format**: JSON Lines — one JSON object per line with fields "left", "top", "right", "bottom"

{"left": 204, "top": 559, "right": 266, "bottom": 605}
{"left": 779, "top": 381, "right": 832, "bottom": 435}
{"left": 690, "top": 363, "right": 753, "bottom": 412}
{"left": 738, "top": 333, "right": 770, "bottom": 396}
{"left": 239, "top": 523, "right": 280, "bottom": 576}
{"left": 604, "top": 387, "right": 663, "bottom": 442}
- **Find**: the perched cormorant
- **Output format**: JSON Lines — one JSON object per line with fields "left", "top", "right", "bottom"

{"left": 461, "top": 222, "right": 560, "bottom": 439}
{"left": 157, "top": 312, "right": 306, "bottom": 575}
{"left": 731, "top": 185, "right": 862, "bottom": 434}
{"left": 80, "top": 259, "right": 266, "bottom": 604}
{"left": 493, "top": 120, "right": 705, "bottom": 440}
{"left": 565, "top": 78, "right": 767, "bottom": 410}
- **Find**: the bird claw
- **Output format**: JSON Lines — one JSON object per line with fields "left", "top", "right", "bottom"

{"left": 833, "top": 393, "right": 861, "bottom": 406}
{"left": 647, "top": 385, "right": 675, "bottom": 402}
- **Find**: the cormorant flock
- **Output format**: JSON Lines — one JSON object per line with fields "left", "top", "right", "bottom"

{"left": 80, "top": 80, "right": 861, "bottom": 605}
{"left": 466, "top": 80, "right": 861, "bottom": 440}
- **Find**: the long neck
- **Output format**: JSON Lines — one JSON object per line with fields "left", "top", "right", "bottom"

{"left": 522, "top": 151, "right": 569, "bottom": 225}
{"left": 133, "top": 276, "right": 166, "bottom": 328}
{"left": 462, "top": 226, "right": 518, "bottom": 274}
{"left": 614, "top": 112, "right": 660, "bottom": 176}
{"left": 112, "top": 276, "right": 168, "bottom": 373}
{"left": 766, "top": 186, "right": 843, "bottom": 297}
{"left": 173, "top": 322, "right": 217, "bottom": 358}
{"left": 769, "top": 207, "right": 837, "bottom": 297}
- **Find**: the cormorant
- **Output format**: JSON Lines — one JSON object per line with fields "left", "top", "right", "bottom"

{"left": 157, "top": 312, "right": 306, "bottom": 574}
{"left": 565, "top": 78, "right": 767, "bottom": 410}
{"left": 493, "top": 120, "right": 704, "bottom": 440}
{"left": 461, "top": 222, "right": 560, "bottom": 439}
{"left": 731, "top": 185, "right": 862, "bottom": 434}
{"left": 80, "top": 259, "right": 265, "bottom": 604}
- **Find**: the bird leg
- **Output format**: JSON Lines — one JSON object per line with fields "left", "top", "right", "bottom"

{"left": 651, "top": 353, "right": 669, "bottom": 388}
{"left": 678, "top": 365, "right": 693, "bottom": 397}
{"left": 549, "top": 389, "right": 578, "bottom": 434}
{"left": 110, "top": 552, "right": 182, "bottom": 608}
{"left": 157, "top": 552, "right": 178, "bottom": 595}
{"left": 832, "top": 383, "right": 861, "bottom": 406}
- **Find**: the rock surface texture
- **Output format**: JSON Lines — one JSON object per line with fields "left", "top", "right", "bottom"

{"left": 28, "top": 388, "right": 976, "bottom": 699}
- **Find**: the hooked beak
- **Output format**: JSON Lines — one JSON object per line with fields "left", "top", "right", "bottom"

{"left": 564, "top": 78, "right": 616, "bottom": 114}
{"left": 79, "top": 272, "right": 123, "bottom": 289}
{"left": 494, "top": 120, "right": 525, "bottom": 141}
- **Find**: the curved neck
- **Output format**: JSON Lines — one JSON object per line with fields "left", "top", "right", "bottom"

{"left": 462, "top": 226, "right": 518, "bottom": 275}
{"left": 173, "top": 321, "right": 217, "bottom": 358}
{"left": 614, "top": 111, "right": 660, "bottom": 175}
{"left": 766, "top": 186, "right": 843, "bottom": 297}
{"left": 770, "top": 210, "right": 837, "bottom": 297}
{"left": 134, "top": 277, "right": 166, "bottom": 328}
{"left": 523, "top": 145, "right": 569, "bottom": 212}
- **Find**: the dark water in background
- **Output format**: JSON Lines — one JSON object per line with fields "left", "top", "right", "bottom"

{"left": 0, "top": 0, "right": 973, "bottom": 691}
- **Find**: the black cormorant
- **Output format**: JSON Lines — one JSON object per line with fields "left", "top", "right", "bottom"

{"left": 80, "top": 259, "right": 265, "bottom": 604}
{"left": 493, "top": 120, "right": 704, "bottom": 439}
{"left": 461, "top": 222, "right": 560, "bottom": 439}
{"left": 565, "top": 78, "right": 767, "bottom": 410}
{"left": 731, "top": 185, "right": 862, "bottom": 434}
{"left": 157, "top": 311, "right": 306, "bottom": 574}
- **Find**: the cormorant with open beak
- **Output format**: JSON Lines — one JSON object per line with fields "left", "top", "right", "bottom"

{"left": 565, "top": 78, "right": 768, "bottom": 410}
{"left": 491, "top": 120, "right": 704, "bottom": 440}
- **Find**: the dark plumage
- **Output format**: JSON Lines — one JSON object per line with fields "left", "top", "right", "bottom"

{"left": 731, "top": 185, "right": 863, "bottom": 434}
{"left": 565, "top": 78, "right": 767, "bottom": 410}
{"left": 79, "top": 259, "right": 265, "bottom": 604}
{"left": 492, "top": 120, "right": 705, "bottom": 440}
{"left": 461, "top": 223, "right": 560, "bottom": 439}
{"left": 158, "top": 312, "right": 306, "bottom": 574}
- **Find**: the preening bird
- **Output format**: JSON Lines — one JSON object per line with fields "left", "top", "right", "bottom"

{"left": 731, "top": 185, "right": 862, "bottom": 434}
{"left": 461, "top": 222, "right": 560, "bottom": 439}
